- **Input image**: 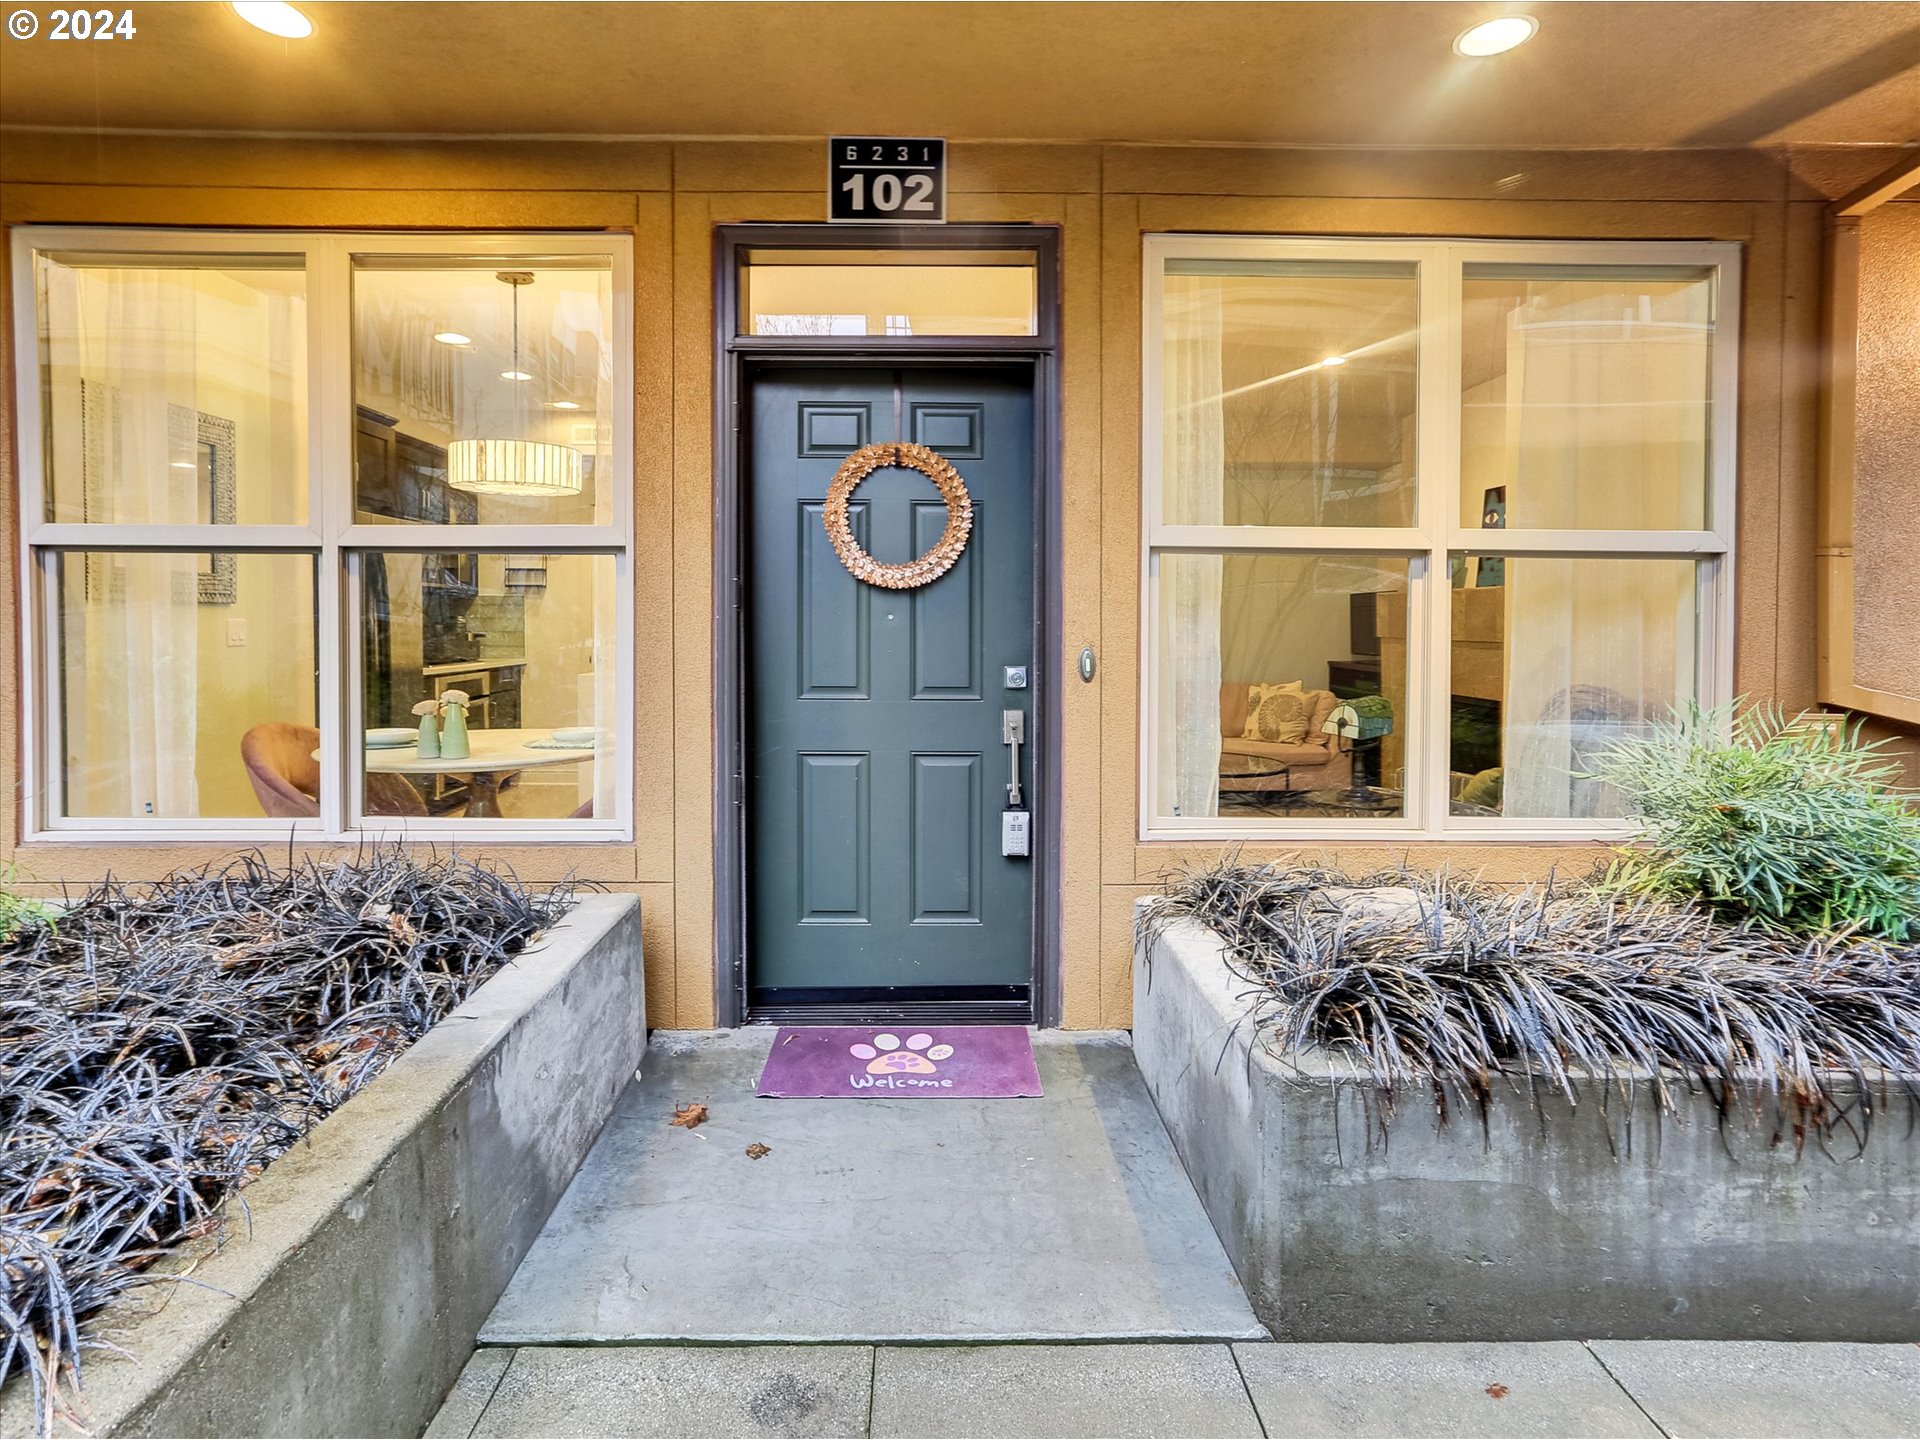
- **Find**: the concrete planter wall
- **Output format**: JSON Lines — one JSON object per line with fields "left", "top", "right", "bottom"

{"left": 1133, "top": 903, "right": 1919, "bottom": 1343}
{"left": 2, "top": 894, "right": 644, "bottom": 1440}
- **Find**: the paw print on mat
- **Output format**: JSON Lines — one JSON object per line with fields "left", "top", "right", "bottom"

{"left": 849, "top": 1032, "right": 955, "bottom": 1075}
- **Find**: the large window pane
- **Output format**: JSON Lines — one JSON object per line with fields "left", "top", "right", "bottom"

{"left": 1460, "top": 266, "right": 1715, "bottom": 531}
{"left": 1448, "top": 556, "right": 1700, "bottom": 820}
{"left": 55, "top": 552, "right": 317, "bottom": 819}
{"left": 358, "top": 553, "right": 617, "bottom": 822}
{"left": 353, "top": 258, "right": 615, "bottom": 526}
{"left": 1157, "top": 553, "right": 1410, "bottom": 821}
{"left": 740, "top": 250, "right": 1036, "bottom": 336}
{"left": 1163, "top": 260, "right": 1417, "bottom": 529}
{"left": 36, "top": 254, "right": 308, "bottom": 525}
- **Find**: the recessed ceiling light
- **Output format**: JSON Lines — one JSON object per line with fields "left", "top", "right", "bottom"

{"left": 433, "top": 331, "right": 471, "bottom": 346}
{"left": 1320, "top": 356, "right": 1348, "bottom": 367}
{"left": 1454, "top": 15, "right": 1537, "bottom": 57}
{"left": 232, "top": 2, "right": 313, "bottom": 39}
{"left": 549, "top": 400, "right": 581, "bottom": 410}
{"left": 501, "top": 369, "right": 534, "bottom": 382}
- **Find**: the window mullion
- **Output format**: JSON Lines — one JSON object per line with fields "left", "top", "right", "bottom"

{"left": 13, "top": 231, "right": 49, "bottom": 830}
{"left": 1708, "top": 251, "right": 1742, "bottom": 711}
{"left": 1448, "top": 528, "right": 1726, "bottom": 558}
{"left": 1141, "top": 238, "right": 1169, "bottom": 537}
{"left": 310, "top": 235, "right": 353, "bottom": 837}
{"left": 1421, "top": 243, "right": 1463, "bottom": 835}
{"left": 1149, "top": 525, "right": 1428, "bottom": 554}
{"left": 336, "top": 523, "right": 621, "bottom": 551}
{"left": 35, "top": 553, "right": 63, "bottom": 828}
{"left": 30, "top": 524, "right": 321, "bottom": 550}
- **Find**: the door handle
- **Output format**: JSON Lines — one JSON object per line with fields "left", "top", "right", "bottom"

{"left": 1001, "top": 709, "right": 1026, "bottom": 808}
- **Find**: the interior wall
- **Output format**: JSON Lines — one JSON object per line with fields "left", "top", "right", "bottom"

{"left": 1, "top": 133, "right": 1875, "bottom": 1028}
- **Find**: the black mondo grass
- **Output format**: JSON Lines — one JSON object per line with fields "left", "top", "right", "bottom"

{"left": 0, "top": 848, "right": 574, "bottom": 1436}
{"left": 1141, "top": 859, "right": 1920, "bottom": 1154}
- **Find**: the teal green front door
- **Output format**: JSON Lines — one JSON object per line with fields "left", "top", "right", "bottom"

{"left": 747, "top": 367, "right": 1035, "bottom": 1012}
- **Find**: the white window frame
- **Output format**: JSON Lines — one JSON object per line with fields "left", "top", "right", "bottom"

{"left": 1140, "top": 234, "right": 1740, "bottom": 843}
{"left": 11, "top": 227, "right": 635, "bottom": 844}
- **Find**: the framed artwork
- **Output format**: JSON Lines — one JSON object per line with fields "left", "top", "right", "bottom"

{"left": 80, "top": 380, "right": 237, "bottom": 605}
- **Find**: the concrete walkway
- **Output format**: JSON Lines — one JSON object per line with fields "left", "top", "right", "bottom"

{"left": 428, "top": 1340, "right": 1920, "bottom": 1438}
{"left": 459, "top": 1033, "right": 1919, "bottom": 1438}
{"left": 484, "top": 1030, "right": 1264, "bottom": 1344}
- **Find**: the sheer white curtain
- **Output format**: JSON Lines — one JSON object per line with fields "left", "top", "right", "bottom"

{"left": 1157, "top": 277, "right": 1225, "bottom": 819}
{"left": 54, "top": 266, "right": 204, "bottom": 817}
{"left": 1502, "top": 280, "right": 1707, "bottom": 816}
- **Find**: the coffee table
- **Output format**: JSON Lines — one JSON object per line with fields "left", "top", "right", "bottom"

{"left": 1217, "top": 753, "right": 1304, "bottom": 806}
{"left": 1299, "top": 786, "right": 1405, "bottom": 817}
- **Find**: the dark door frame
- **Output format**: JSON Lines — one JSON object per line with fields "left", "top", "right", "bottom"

{"left": 712, "top": 223, "right": 1064, "bottom": 1028}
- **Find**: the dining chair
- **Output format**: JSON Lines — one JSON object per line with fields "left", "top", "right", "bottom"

{"left": 241, "top": 722, "right": 427, "bottom": 819}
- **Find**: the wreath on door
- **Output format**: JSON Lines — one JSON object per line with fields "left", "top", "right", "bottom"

{"left": 822, "top": 441, "right": 974, "bottom": 590}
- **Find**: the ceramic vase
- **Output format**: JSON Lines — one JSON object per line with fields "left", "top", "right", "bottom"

{"left": 440, "top": 703, "right": 470, "bottom": 759}
{"left": 416, "top": 714, "right": 440, "bottom": 758}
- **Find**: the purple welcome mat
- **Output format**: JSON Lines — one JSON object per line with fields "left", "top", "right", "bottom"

{"left": 756, "top": 1026, "right": 1042, "bottom": 1098}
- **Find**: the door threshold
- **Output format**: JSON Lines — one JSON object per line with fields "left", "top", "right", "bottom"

{"left": 748, "top": 985, "right": 1031, "bottom": 1027}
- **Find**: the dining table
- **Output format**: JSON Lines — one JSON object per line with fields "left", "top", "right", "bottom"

{"left": 339, "top": 728, "right": 597, "bottom": 819}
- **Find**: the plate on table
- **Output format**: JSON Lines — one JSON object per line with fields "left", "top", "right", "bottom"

{"left": 366, "top": 727, "right": 417, "bottom": 749}
{"left": 548, "top": 726, "right": 598, "bottom": 747}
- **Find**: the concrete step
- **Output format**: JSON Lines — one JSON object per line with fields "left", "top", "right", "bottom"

{"left": 481, "top": 1029, "right": 1266, "bottom": 1344}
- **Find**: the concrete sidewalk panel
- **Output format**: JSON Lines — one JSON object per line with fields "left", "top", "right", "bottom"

{"left": 1589, "top": 1341, "right": 1920, "bottom": 1438}
{"left": 871, "top": 1344, "right": 1262, "bottom": 1438}
{"left": 425, "top": 1349, "right": 515, "bottom": 1439}
{"left": 1234, "top": 1341, "right": 1662, "bottom": 1438}
{"left": 468, "top": 1346, "right": 875, "bottom": 1439}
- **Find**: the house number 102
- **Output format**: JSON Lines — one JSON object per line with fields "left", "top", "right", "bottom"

{"left": 839, "top": 172, "right": 937, "bottom": 214}
{"left": 829, "top": 137, "right": 947, "bottom": 225}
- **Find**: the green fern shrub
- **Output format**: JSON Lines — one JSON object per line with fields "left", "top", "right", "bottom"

{"left": 0, "top": 865, "right": 56, "bottom": 938}
{"left": 1588, "top": 704, "right": 1920, "bottom": 939}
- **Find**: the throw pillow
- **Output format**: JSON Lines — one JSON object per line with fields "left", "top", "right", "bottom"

{"left": 1242, "top": 683, "right": 1309, "bottom": 744}
{"left": 1458, "top": 767, "right": 1504, "bottom": 809}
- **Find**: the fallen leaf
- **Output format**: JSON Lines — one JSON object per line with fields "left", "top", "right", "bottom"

{"left": 745, "top": 1142, "right": 771, "bottom": 1159}
{"left": 1485, "top": 1385, "right": 1509, "bottom": 1400}
{"left": 670, "top": 1103, "right": 708, "bottom": 1129}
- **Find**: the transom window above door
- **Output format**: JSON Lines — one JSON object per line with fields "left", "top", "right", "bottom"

{"left": 737, "top": 247, "right": 1039, "bottom": 338}
{"left": 12, "top": 229, "right": 633, "bottom": 841}
{"left": 1142, "top": 235, "right": 1739, "bottom": 842}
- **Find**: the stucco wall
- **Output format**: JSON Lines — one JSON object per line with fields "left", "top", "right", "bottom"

{"left": 1851, "top": 203, "right": 1920, "bottom": 702}
{"left": 0, "top": 136, "right": 1882, "bottom": 1027}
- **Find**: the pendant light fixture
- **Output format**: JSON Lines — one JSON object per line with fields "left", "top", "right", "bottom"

{"left": 447, "top": 271, "right": 584, "bottom": 497}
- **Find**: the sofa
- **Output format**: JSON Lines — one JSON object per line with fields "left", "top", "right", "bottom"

{"left": 1217, "top": 683, "right": 1352, "bottom": 793}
